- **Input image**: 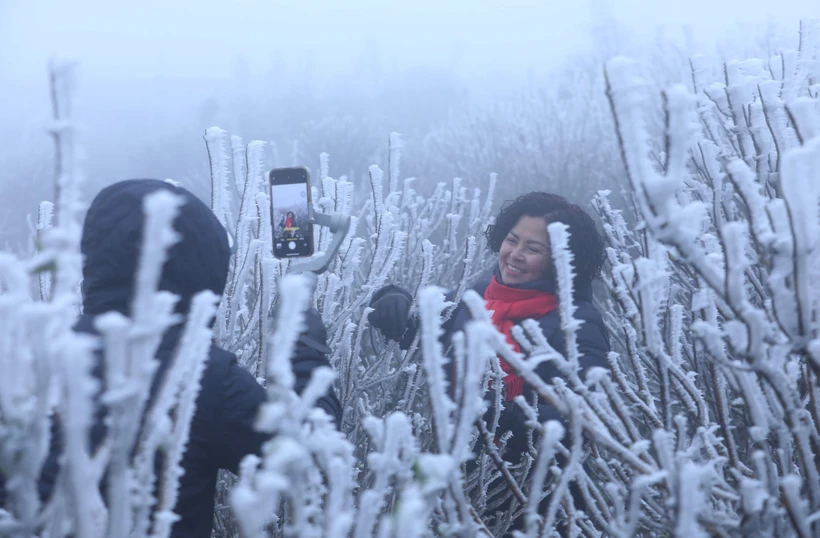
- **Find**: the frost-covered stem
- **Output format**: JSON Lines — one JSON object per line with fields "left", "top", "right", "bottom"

{"left": 758, "top": 81, "right": 792, "bottom": 174}
{"left": 785, "top": 98, "right": 820, "bottom": 144}
{"left": 502, "top": 344, "right": 655, "bottom": 474}
{"left": 354, "top": 414, "right": 414, "bottom": 538}
{"left": 226, "top": 240, "right": 262, "bottom": 342}
{"left": 94, "top": 311, "right": 133, "bottom": 538}
{"left": 476, "top": 420, "right": 527, "bottom": 506}
{"left": 56, "top": 331, "right": 106, "bottom": 538}
{"left": 547, "top": 222, "right": 580, "bottom": 374}
{"left": 131, "top": 191, "right": 184, "bottom": 325}
{"left": 449, "top": 321, "right": 490, "bottom": 461}
{"left": 232, "top": 273, "right": 342, "bottom": 537}
{"left": 49, "top": 59, "right": 78, "bottom": 227}
{"left": 417, "top": 287, "right": 454, "bottom": 452}
{"left": 624, "top": 324, "right": 655, "bottom": 412}
{"left": 255, "top": 191, "right": 274, "bottom": 260}
{"left": 541, "top": 402, "right": 584, "bottom": 536}
{"left": 709, "top": 361, "right": 741, "bottom": 471}
{"left": 412, "top": 240, "right": 435, "bottom": 301}
{"left": 47, "top": 57, "right": 84, "bottom": 298}
{"left": 266, "top": 274, "right": 312, "bottom": 388}
{"left": 365, "top": 166, "right": 386, "bottom": 283}
{"left": 204, "top": 127, "right": 233, "bottom": 227}
{"left": 0, "top": 257, "right": 55, "bottom": 536}
{"left": 227, "top": 140, "right": 266, "bottom": 299}
{"left": 723, "top": 63, "right": 757, "bottom": 165}
{"left": 340, "top": 308, "right": 375, "bottom": 409}
{"left": 521, "top": 420, "right": 564, "bottom": 537}
{"left": 149, "top": 291, "right": 219, "bottom": 538}
{"left": 598, "top": 375, "right": 641, "bottom": 443}
{"left": 387, "top": 132, "right": 402, "bottom": 194}
{"left": 780, "top": 137, "right": 820, "bottom": 341}
{"left": 606, "top": 352, "right": 662, "bottom": 429}
{"left": 126, "top": 191, "right": 189, "bottom": 537}
{"left": 36, "top": 201, "right": 54, "bottom": 301}
{"left": 781, "top": 475, "right": 812, "bottom": 538}
{"left": 230, "top": 135, "right": 246, "bottom": 203}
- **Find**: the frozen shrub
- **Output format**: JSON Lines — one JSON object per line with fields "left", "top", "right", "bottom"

{"left": 2, "top": 20, "right": 820, "bottom": 538}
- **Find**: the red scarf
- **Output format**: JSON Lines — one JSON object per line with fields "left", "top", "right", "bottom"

{"left": 484, "top": 276, "right": 557, "bottom": 400}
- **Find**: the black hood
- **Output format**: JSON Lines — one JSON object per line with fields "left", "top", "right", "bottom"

{"left": 81, "top": 179, "right": 231, "bottom": 317}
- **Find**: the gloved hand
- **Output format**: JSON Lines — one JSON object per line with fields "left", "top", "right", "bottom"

{"left": 368, "top": 289, "right": 412, "bottom": 342}
{"left": 495, "top": 404, "right": 531, "bottom": 459}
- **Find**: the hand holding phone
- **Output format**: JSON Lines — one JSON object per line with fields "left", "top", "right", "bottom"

{"left": 269, "top": 167, "right": 314, "bottom": 258}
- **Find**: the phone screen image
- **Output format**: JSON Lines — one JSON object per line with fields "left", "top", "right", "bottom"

{"left": 271, "top": 180, "right": 313, "bottom": 257}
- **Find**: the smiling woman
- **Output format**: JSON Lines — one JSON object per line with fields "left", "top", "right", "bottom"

{"left": 484, "top": 191, "right": 606, "bottom": 295}
{"left": 497, "top": 215, "right": 551, "bottom": 284}
{"left": 370, "top": 190, "right": 608, "bottom": 419}
{"left": 368, "top": 190, "right": 610, "bottom": 530}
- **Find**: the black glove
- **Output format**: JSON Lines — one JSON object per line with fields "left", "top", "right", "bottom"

{"left": 296, "top": 308, "right": 331, "bottom": 356}
{"left": 496, "top": 404, "right": 531, "bottom": 459}
{"left": 368, "top": 290, "right": 412, "bottom": 342}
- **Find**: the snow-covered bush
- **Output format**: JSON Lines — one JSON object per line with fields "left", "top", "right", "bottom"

{"left": 200, "top": 125, "right": 503, "bottom": 536}
{"left": 3, "top": 20, "right": 820, "bottom": 538}
{"left": 585, "top": 21, "right": 820, "bottom": 535}
{"left": 215, "top": 21, "right": 820, "bottom": 537}
{"left": 0, "top": 60, "right": 222, "bottom": 538}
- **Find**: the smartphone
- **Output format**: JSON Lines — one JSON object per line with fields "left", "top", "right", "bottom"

{"left": 269, "top": 167, "right": 314, "bottom": 258}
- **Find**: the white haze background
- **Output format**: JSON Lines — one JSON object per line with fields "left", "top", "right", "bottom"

{"left": 0, "top": 0, "right": 811, "bottom": 246}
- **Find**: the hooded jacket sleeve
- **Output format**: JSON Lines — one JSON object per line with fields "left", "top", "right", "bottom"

{"left": 211, "top": 339, "right": 342, "bottom": 473}
{"left": 294, "top": 308, "right": 343, "bottom": 427}
{"left": 291, "top": 338, "right": 343, "bottom": 429}
{"left": 210, "top": 359, "right": 269, "bottom": 473}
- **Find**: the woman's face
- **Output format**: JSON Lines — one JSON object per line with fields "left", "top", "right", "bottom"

{"left": 498, "top": 215, "right": 550, "bottom": 285}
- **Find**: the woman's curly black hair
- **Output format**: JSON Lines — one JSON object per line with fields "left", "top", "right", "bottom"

{"left": 484, "top": 192, "right": 606, "bottom": 289}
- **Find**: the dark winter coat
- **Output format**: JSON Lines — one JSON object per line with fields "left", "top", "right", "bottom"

{"left": 371, "top": 268, "right": 609, "bottom": 457}
{"left": 371, "top": 270, "right": 608, "bottom": 534}
{"left": 3, "top": 179, "right": 341, "bottom": 538}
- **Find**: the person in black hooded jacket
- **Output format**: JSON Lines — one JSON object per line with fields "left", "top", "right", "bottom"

{"left": 0, "top": 179, "right": 342, "bottom": 538}
{"left": 368, "top": 192, "right": 609, "bottom": 531}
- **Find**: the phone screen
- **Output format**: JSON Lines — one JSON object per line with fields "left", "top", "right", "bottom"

{"left": 270, "top": 168, "right": 314, "bottom": 258}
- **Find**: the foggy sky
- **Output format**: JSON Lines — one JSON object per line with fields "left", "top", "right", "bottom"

{"left": 2, "top": 0, "right": 812, "bottom": 83}
{"left": 0, "top": 0, "right": 812, "bottom": 159}
{"left": 1, "top": 0, "right": 811, "bottom": 148}
{"left": 0, "top": 0, "right": 814, "bottom": 248}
